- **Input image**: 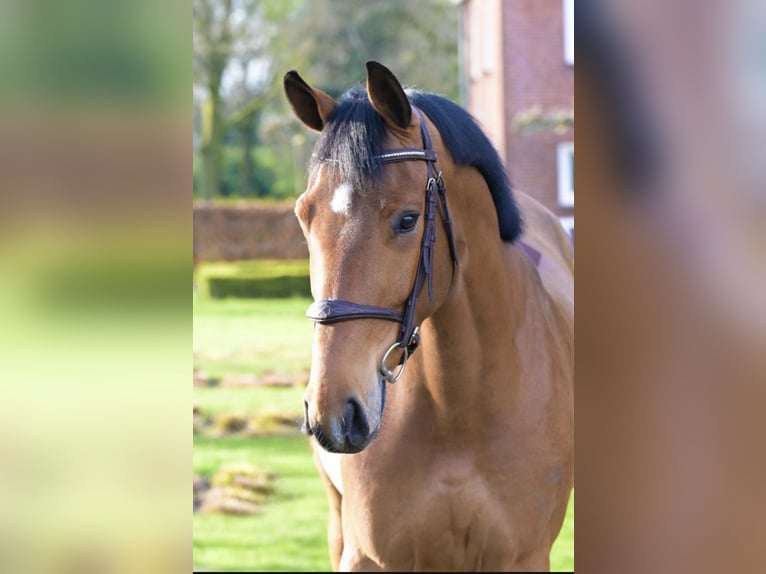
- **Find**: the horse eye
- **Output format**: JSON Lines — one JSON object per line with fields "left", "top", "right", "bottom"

{"left": 397, "top": 213, "right": 419, "bottom": 234}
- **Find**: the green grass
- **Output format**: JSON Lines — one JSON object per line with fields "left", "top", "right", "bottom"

{"left": 194, "top": 295, "right": 325, "bottom": 571}
{"left": 551, "top": 493, "right": 574, "bottom": 572}
{"left": 193, "top": 297, "right": 573, "bottom": 572}
{"left": 195, "top": 386, "right": 306, "bottom": 417}
{"left": 194, "top": 435, "right": 331, "bottom": 572}
{"left": 193, "top": 297, "right": 314, "bottom": 379}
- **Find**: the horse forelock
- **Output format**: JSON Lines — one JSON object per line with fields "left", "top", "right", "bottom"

{"left": 311, "top": 88, "right": 387, "bottom": 197}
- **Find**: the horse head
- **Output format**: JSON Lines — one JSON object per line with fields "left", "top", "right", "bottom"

{"left": 284, "top": 62, "right": 458, "bottom": 453}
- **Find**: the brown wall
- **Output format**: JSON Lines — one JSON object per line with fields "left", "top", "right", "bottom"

{"left": 464, "top": 0, "right": 574, "bottom": 221}
{"left": 193, "top": 203, "right": 308, "bottom": 262}
{"left": 502, "top": 0, "right": 574, "bottom": 219}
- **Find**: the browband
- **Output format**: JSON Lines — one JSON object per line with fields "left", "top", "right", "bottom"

{"left": 377, "top": 148, "right": 437, "bottom": 164}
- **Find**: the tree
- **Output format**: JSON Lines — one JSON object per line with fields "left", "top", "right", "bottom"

{"left": 284, "top": 0, "right": 460, "bottom": 101}
{"left": 193, "top": 0, "right": 461, "bottom": 200}
{"left": 260, "top": 0, "right": 461, "bottom": 199}
{"left": 194, "top": 0, "right": 289, "bottom": 199}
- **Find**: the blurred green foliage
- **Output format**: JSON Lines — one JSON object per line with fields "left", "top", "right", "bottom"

{"left": 193, "top": 0, "right": 460, "bottom": 201}
{"left": 0, "top": 0, "right": 187, "bottom": 109}
{"left": 193, "top": 145, "right": 298, "bottom": 199}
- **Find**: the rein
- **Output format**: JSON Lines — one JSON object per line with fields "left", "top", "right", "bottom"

{"left": 306, "top": 107, "right": 459, "bottom": 383}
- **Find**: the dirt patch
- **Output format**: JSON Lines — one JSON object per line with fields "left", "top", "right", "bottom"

{"left": 196, "top": 462, "right": 276, "bottom": 515}
{"left": 244, "top": 410, "right": 302, "bottom": 437}
{"left": 219, "top": 369, "right": 308, "bottom": 389}
{"left": 193, "top": 475, "right": 210, "bottom": 512}
{"left": 218, "top": 374, "right": 259, "bottom": 388}
{"left": 193, "top": 404, "right": 212, "bottom": 435}
{"left": 193, "top": 369, "right": 220, "bottom": 388}
{"left": 211, "top": 413, "right": 249, "bottom": 434}
{"left": 194, "top": 407, "right": 302, "bottom": 437}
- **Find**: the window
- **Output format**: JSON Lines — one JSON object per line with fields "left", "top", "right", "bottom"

{"left": 559, "top": 216, "right": 574, "bottom": 241}
{"left": 557, "top": 142, "right": 574, "bottom": 208}
{"left": 468, "top": 0, "right": 496, "bottom": 79}
{"left": 563, "top": 0, "right": 574, "bottom": 65}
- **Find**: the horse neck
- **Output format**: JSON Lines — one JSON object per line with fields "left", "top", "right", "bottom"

{"left": 410, "top": 172, "right": 542, "bottom": 426}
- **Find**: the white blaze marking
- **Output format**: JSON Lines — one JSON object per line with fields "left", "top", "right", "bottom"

{"left": 316, "top": 447, "right": 344, "bottom": 495}
{"left": 330, "top": 182, "right": 353, "bottom": 215}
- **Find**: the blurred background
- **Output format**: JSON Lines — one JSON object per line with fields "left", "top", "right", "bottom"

{"left": 0, "top": 1, "right": 190, "bottom": 573}
{"left": 576, "top": 1, "right": 766, "bottom": 572}
{"left": 191, "top": 0, "right": 573, "bottom": 571}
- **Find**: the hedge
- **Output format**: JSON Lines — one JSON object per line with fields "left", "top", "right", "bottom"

{"left": 195, "top": 260, "right": 311, "bottom": 299}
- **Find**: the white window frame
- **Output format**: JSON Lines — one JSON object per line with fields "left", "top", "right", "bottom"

{"left": 468, "top": 1, "right": 482, "bottom": 80}
{"left": 557, "top": 142, "right": 574, "bottom": 208}
{"left": 559, "top": 216, "right": 574, "bottom": 239}
{"left": 563, "top": 0, "right": 574, "bottom": 65}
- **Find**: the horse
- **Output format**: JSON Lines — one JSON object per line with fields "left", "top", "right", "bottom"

{"left": 283, "top": 61, "right": 573, "bottom": 572}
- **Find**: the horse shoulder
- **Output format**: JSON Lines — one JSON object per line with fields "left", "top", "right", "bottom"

{"left": 515, "top": 191, "right": 573, "bottom": 271}
{"left": 514, "top": 191, "right": 574, "bottom": 316}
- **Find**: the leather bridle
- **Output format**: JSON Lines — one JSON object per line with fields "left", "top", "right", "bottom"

{"left": 306, "top": 107, "right": 459, "bottom": 383}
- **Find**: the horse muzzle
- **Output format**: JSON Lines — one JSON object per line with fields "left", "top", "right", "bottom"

{"left": 302, "top": 385, "right": 384, "bottom": 454}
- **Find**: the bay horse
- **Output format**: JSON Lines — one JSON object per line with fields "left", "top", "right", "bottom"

{"left": 284, "top": 61, "right": 573, "bottom": 572}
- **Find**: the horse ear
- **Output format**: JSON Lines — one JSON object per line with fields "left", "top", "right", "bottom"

{"left": 365, "top": 61, "right": 412, "bottom": 130}
{"left": 284, "top": 70, "right": 337, "bottom": 132}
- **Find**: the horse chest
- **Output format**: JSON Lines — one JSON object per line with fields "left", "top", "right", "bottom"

{"left": 341, "top": 458, "right": 529, "bottom": 571}
{"left": 316, "top": 447, "right": 345, "bottom": 494}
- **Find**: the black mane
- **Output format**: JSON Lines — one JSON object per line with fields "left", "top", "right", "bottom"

{"left": 311, "top": 88, "right": 522, "bottom": 242}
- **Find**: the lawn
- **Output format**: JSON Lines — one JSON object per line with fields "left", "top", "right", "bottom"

{"left": 194, "top": 434, "right": 332, "bottom": 572}
{"left": 193, "top": 296, "right": 574, "bottom": 572}
{"left": 193, "top": 297, "right": 314, "bottom": 379}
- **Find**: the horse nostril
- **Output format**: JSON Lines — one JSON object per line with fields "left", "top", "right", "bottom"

{"left": 343, "top": 398, "right": 370, "bottom": 448}
{"left": 302, "top": 399, "right": 312, "bottom": 435}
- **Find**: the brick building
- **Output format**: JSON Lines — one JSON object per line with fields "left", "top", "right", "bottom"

{"left": 460, "top": 0, "right": 574, "bottom": 238}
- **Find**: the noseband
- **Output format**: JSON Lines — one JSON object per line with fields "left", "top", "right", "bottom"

{"left": 306, "top": 107, "right": 459, "bottom": 383}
